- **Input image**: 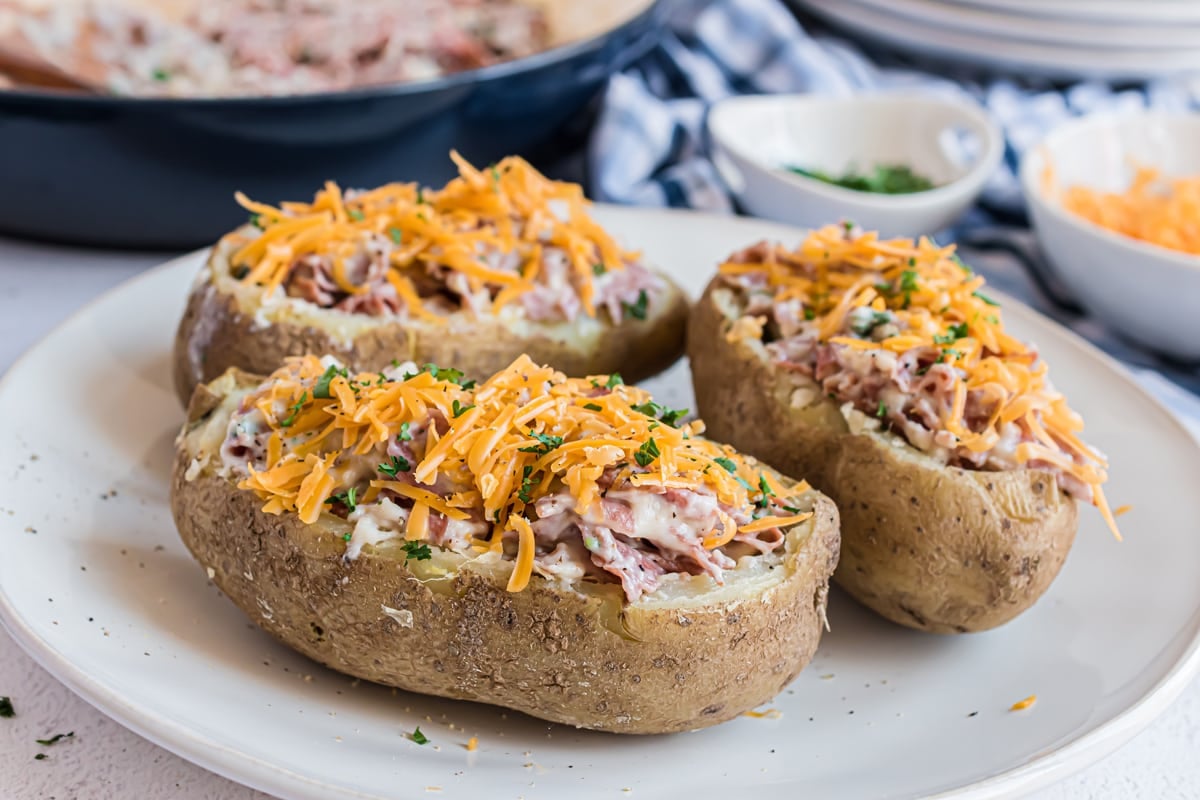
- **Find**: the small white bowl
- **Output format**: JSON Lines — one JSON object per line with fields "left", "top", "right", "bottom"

{"left": 1021, "top": 112, "right": 1200, "bottom": 362}
{"left": 707, "top": 92, "right": 1003, "bottom": 238}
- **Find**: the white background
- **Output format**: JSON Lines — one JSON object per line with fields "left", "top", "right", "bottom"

{"left": 0, "top": 237, "right": 1197, "bottom": 799}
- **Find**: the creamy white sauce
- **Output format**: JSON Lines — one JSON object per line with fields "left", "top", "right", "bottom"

{"left": 344, "top": 498, "right": 409, "bottom": 561}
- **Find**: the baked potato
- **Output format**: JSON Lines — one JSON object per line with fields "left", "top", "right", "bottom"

{"left": 688, "top": 227, "right": 1116, "bottom": 634}
{"left": 172, "top": 152, "right": 689, "bottom": 405}
{"left": 171, "top": 355, "right": 840, "bottom": 733}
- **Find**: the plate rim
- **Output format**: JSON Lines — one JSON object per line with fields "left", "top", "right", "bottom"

{"left": 1, "top": 206, "right": 1199, "bottom": 800}
{"left": 839, "top": 0, "right": 1200, "bottom": 49}
{"left": 795, "top": 0, "right": 1200, "bottom": 80}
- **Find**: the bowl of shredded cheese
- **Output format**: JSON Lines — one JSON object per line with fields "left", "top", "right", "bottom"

{"left": 1021, "top": 112, "right": 1200, "bottom": 361}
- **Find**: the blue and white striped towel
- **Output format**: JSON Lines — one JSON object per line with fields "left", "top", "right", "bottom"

{"left": 586, "top": 0, "right": 1200, "bottom": 408}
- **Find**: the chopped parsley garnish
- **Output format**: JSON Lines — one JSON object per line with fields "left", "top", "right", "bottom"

{"left": 634, "top": 438, "right": 660, "bottom": 467}
{"left": 0, "top": 697, "right": 13, "bottom": 718}
{"left": 783, "top": 505, "right": 803, "bottom": 513}
{"left": 517, "top": 466, "right": 538, "bottom": 503}
{"left": 416, "top": 187, "right": 426, "bottom": 205}
{"left": 401, "top": 542, "right": 432, "bottom": 562}
{"left": 280, "top": 391, "right": 308, "bottom": 427}
{"left": 876, "top": 269, "right": 919, "bottom": 307}
{"left": 757, "top": 474, "right": 776, "bottom": 507}
{"left": 714, "top": 456, "right": 738, "bottom": 473}
{"left": 583, "top": 403, "right": 603, "bottom": 412}
{"left": 326, "top": 487, "right": 358, "bottom": 512}
{"left": 803, "top": 307, "right": 816, "bottom": 321}
{"left": 151, "top": 67, "right": 170, "bottom": 82}
{"left": 519, "top": 430, "right": 564, "bottom": 456}
{"left": 313, "top": 364, "right": 348, "bottom": 399}
{"left": 660, "top": 406, "right": 688, "bottom": 426}
{"left": 389, "top": 226, "right": 403, "bottom": 245}
{"left": 933, "top": 322, "right": 969, "bottom": 345}
{"left": 490, "top": 164, "right": 501, "bottom": 183}
{"left": 348, "top": 209, "right": 365, "bottom": 222}
{"left": 452, "top": 399, "right": 475, "bottom": 418}
{"left": 410, "top": 726, "right": 429, "bottom": 745}
{"left": 876, "top": 401, "right": 887, "bottom": 418}
{"left": 735, "top": 475, "right": 754, "bottom": 492}
{"left": 986, "top": 314, "right": 1000, "bottom": 325}
{"left": 397, "top": 422, "right": 413, "bottom": 441}
{"left": 35, "top": 732, "right": 73, "bottom": 747}
{"left": 415, "top": 363, "right": 475, "bottom": 389}
{"left": 34, "top": 753, "right": 46, "bottom": 760}
{"left": 630, "top": 401, "right": 688, "bottom": 428}
{"left": 973, "top": 290, "right": 1000, "bottom": 307}
{"left": 850, "top": 310, "right": 892, "bottom": 336}
{"left": 605, "top": 373, "right": 623, "bottom": 389}
{"left": 377, "top": 455, "right": 411, "bottom": 478}
{"left": 231, "top": 264, "right": 250, "bottom": 280}
{"left": 952, "top": 254, "right": 972, "bottom": 274}
{"left": 247, "top": 213, "right": 263, "bottom": 230}
{"left": 843, "top": 219, "right": 855, "bottom": 231}
{"left": 935, "top": 348, "right": 962, "bottom": 364}
{"left": 592, "top": 263, "right": 606, "bottom": 276}
{"left": 622, "top": 290, "right": 649, "bottom": 321}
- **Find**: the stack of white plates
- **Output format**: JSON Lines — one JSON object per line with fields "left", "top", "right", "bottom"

{"left": 794, "top": 0, "right": 1200, "bottom": 80}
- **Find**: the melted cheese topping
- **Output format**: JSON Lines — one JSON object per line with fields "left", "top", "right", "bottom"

{"left": 720, "top": 225, "right": 1119, "bottom": 538}
{"left": 235, "top": 355, "right": 812, "bottom": 594}
{"left": 225, "top": 151, "right": 638, "bottom": 317}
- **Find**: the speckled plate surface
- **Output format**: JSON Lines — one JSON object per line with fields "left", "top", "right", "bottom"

{"left": 0, "top": 207, "right": 1198, "bottom": 800}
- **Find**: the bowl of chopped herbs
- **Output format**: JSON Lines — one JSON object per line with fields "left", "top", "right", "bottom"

{"left": 708, "top": 92, "right": 1002, "bottom": 237}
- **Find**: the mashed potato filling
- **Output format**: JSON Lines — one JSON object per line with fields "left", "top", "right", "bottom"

{"left": 719, "top": 226, "right": 1117, "bottom": 535}
{"left": 217, "top": 355, "right": 812, "bottom": 602}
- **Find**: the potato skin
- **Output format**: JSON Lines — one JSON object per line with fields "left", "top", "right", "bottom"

{"left": 170, "top": 378, "right": 841, "bottom": 734}
{"left": 688, "top": 281, "right": 1078, "bottom": 634}
{"left": 172, "top": 247, "right": 690, "bottom": 405}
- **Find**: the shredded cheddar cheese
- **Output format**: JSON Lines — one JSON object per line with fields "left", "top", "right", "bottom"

{"left": 1010, "top": 694, "right": 1037, "bottom": 711}
{"left": 225, "top": 152, "right": 640, "bottom": 318}
{"left": 1050, "top": 164, "right": 1200, "bottom": 256}
{"left": 719, "top": 226, "right": 1119, "bottom": 538}
{"left": 235, "top": 355, "right": 811, "bottom": 595}
{"left": 742, "top": 708, "right": 783, "bottom": 719}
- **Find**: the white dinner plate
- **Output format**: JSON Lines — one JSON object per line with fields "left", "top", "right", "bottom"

{"left": 844, "top": 0, "right": 1200, "bottom": 49}
{"left": 796, "top": 0, "right": 1200, "bottom": 80}
{"left": 948, "top": 0, "right": 1200, "bottom": 25}
{"left": 0, "top": 207, "right": 1198, "bottom": 800}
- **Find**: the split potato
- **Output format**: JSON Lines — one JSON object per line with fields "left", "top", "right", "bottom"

{"left": 172, "top": 233, "right": 689, "bottom": 405}
{"left": 689, "top": 281, "right": 1078, "bottom": 634}
{"left": 171, "top": 369, "right": 841, "bottom": 733}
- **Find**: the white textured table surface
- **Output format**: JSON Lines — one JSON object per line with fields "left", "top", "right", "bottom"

{"left": 0, "top": 237, "right": 1198, "bottom": 800}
